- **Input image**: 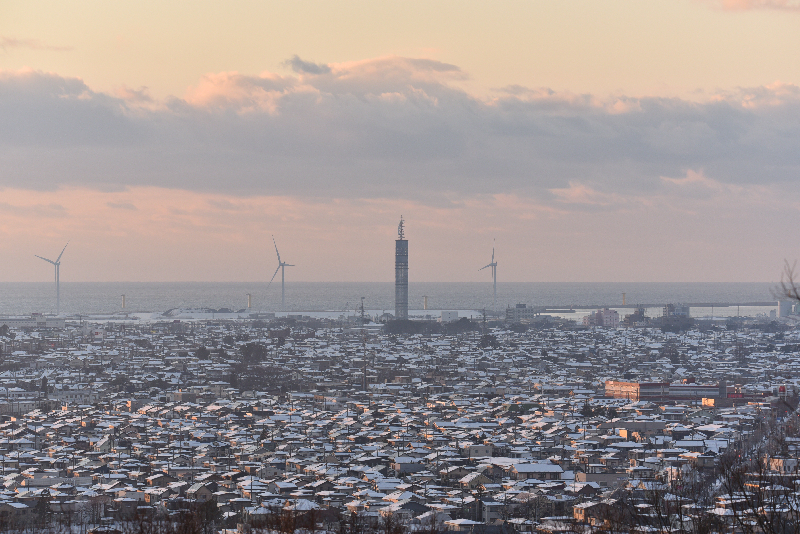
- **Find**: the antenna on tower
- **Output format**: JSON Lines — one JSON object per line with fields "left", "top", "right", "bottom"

{"left": 398, "top": 215, "right": 405, "bottom": 240}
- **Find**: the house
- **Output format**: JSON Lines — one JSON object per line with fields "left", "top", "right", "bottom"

{"left": 146, "top": 473, "right": 178, "bottom": 487}
{"left": 144, "top": 486, "right": 175, "bottom": 504}
{"left": 460, "top": 472, "right": 491, "bottom": 490}
{"left": 444, "top": 518, "right": 483, "bottom": 531}
{"left": 573, "top": 499, "right": 620, "bottom": 527}
{"left": 460, "top": 444, "right": 494, "bottom": 458}
{"left": 186, "top": 482, "right": 215, "bottom": 502}
{"left": 510, "top": 462, "right": 563, "bottom": 481}
{"left": 0, "top": 502, "right": 30, "bottom": 526}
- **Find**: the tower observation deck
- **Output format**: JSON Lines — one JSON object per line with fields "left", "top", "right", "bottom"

{"left": 395, "top": 216, "right": 408, "bottom": 320}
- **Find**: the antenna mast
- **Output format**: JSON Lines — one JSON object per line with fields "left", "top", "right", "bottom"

{"left": 394, "top": 216, "right": 409, "bottom": 320}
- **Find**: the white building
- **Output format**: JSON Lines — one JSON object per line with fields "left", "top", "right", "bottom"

{"left": 583, "top": 308, "right": 619, "bottom": 327}
{"left": 441, "top": 311, "right": 459, "bottom": 323}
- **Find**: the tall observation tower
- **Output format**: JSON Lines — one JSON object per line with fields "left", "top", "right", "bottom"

{"left": 395, "top": 216, "right": 408, "bottom": 320}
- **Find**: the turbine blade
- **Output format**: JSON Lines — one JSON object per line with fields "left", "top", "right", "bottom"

{"left": 35, "top": 255, "right": 56, "bottom": 265}
{"left": 479, "top": 264, "right": 492, "bottom": 271}
{"left": 267, "top": 265, "right": 281, "bottom": 287}
{"left": 272, "top": 235, "right": 281, "bottom": 264}
{"left": 284, "top": 264, "right": 295, "bottom": 267}
{"left": 56, "top": 241, "right": 69, "bottom": 263}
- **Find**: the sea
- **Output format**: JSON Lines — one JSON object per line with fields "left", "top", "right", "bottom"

{"left": 0, "top": 282, "right": 781, "bottom": 319}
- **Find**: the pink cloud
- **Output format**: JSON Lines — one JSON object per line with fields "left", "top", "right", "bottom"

{"left": 658, "top": 170, "right": 778, "bottom": 211}
{"left": 494, "top": 85, "right": 601, "bottom": 110}
{"left": 698, "top": 0, "right": 800, "bottom": 10}
{"left": 548, "top": 183, "right": 638, "bottom": 209}
{"left": 735, "top": 82, "right": 800, "bottom": 108}
{"left": 327, "top": 56, "right": 466, "bottom": 83}
{"left": 184, "top": 71, "right": 296, "bottom": 112}
{"left": 0, "top": 36, "right": 71, "bottom": 52}
{"left": 113, "top": 85, "right": 153, "bottom": 103}
{"left": 181, "top": 56, "right": 467, "bottom": 114}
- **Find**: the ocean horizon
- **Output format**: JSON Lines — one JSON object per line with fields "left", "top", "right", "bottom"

{"left": 0, "top": 281, "right": 780, "bottom": 316}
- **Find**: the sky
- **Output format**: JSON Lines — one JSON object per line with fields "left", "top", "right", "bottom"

{"left": 2, "top": 0, "right": 800, "bottom": 283}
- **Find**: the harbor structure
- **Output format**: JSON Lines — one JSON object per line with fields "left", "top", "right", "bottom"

{"left": 395, "top": 216, "right": 408, "bottom": 320}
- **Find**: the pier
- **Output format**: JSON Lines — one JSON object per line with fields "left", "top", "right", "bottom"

{"left": 539, "top": 302, "right": 776, "bottom": 313}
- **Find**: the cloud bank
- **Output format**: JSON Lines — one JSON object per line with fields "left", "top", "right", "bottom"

{"left": 2, "top": 57, "right": 800, "bottom": 283}
{"left": 3, "top": 57, "right": 798, "bottom": 204}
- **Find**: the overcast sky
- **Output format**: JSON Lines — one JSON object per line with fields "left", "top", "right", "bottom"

{"left": 2, "top": 0, "right": 800, "bottom": 283}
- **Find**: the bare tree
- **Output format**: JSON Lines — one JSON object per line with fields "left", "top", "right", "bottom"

{"left": 347, "top": 511, "right": 376, "bottom": 534}
{"left": 717, "top": 419, "right": 800, "bottom": 534}
{"left": 379, "top": 511, "right": 407, "bottom": 534}
{"left": 417, "top": 512, "right": 445, "bottom": 534}
{"left": 775, "top": 260, "right": 800, "bottom": 302}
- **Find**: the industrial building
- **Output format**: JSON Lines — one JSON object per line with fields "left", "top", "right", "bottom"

{"left": 605, "top": 379, "right": 729, "bottom": 402}
{"left": 0, "top": 315, "right": 65, "bottom": 330}
{"left": 663, "top": 303, "right": 690, "bottom": 317}
{"left": 583, "top": 308, "right": 620, "bottom": 327}
{"left": 505, "top": 303, "right": 540, "bottom": 323}
{"left": 441, "top": 311, "right": 459, "bottom": 323}
{"left": 604, "top": 381, "right": 669, "bottom": 401}
{"left": 779, "top": 300, "right": 795, "bottom": 317}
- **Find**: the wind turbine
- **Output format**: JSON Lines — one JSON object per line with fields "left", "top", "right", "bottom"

{"left": 479, "top": 240, "right": 497, "bottom": 313}
{"left": 268, "top": 236, "right": 294, "bottom": 309}
{"left": 35, "top": 242, "right": 69, "bottom": 315}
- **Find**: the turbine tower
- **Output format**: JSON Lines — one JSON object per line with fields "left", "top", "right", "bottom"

{"left": 479, "top": 240, "right": 497, "bottom": 313}
{"left": 268, "top": 236, "right": 294, "bottom": 309}
{"left": 35, "top": 242, "right": 69, "bottom": 315}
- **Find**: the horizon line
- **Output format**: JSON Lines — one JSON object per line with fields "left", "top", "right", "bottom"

{"left": 0, "top": 280, "right": 781, "bottom": 285}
